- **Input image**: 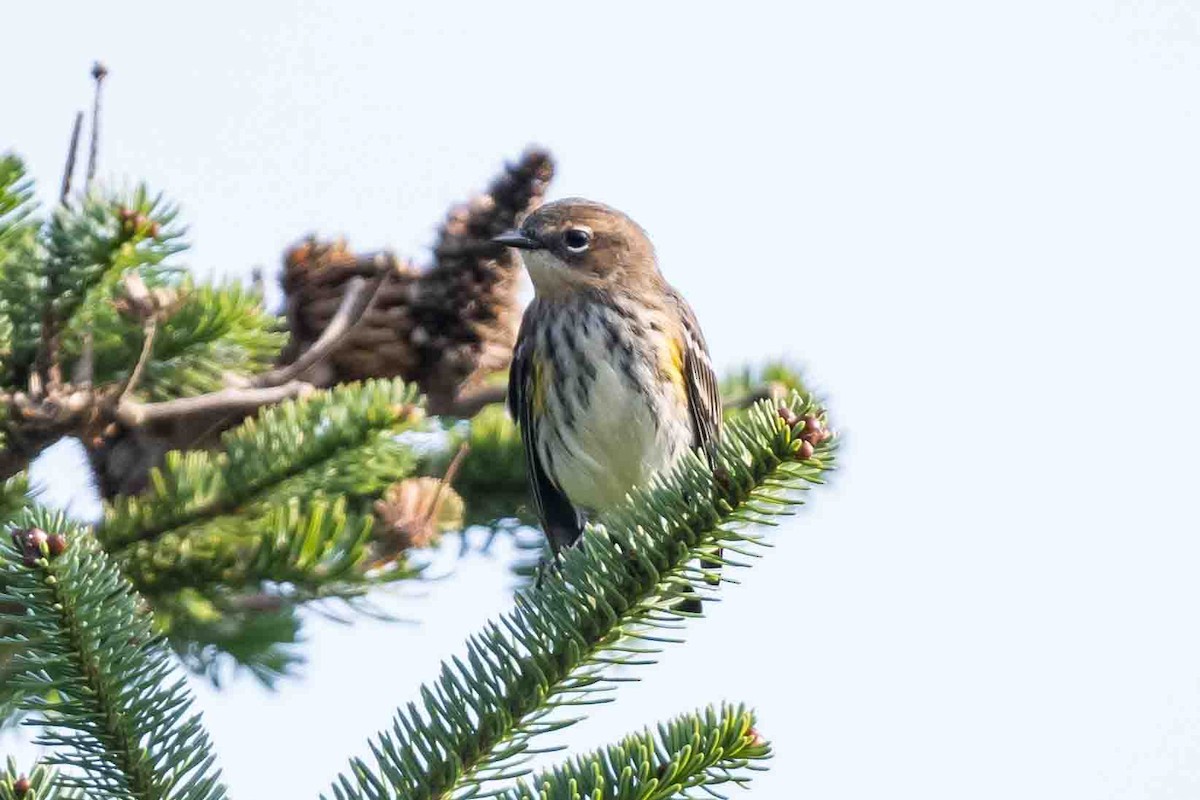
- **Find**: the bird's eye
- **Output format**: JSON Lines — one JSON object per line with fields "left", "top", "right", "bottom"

{"left": 563, "top": 227, "right": 592, "bottom": 253}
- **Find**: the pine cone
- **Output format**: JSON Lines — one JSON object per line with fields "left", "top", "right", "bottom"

{"left": 277, "top": 148, "right": 554, "bottom": 409}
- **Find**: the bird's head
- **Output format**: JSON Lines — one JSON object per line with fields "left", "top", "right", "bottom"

{"left": 493, "top": 198, "right": 658, "bottom": 296}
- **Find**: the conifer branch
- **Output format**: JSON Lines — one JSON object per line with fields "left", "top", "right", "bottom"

{"left": 328, "top": 393, "right": 835, "bottom": 799}
{"left": 1, "top": 513, "right": 227, "bottom": 800}
{"left": 119, "top": 495, "right": 420, "bottom": 597}
{"left": 505, "top": 704, "right": 770, "bottom": 800}
{"left": 101, "top": 379, "right": 426, "bottom": 548}
{"left": 115, "top": 379, "right": 314, "bottom": 425}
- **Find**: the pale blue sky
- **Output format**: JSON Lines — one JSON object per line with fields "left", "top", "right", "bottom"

{"left": 4, "top": 1, "right": 1200, "bottom": 797}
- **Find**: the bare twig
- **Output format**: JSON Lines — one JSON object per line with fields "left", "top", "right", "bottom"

{"left": 118, "top": 318, "right": 157, "bottom": 402}
{"left": 429, "top": 443, "right": 470, "bottom": 520}
{"left": 252, "top": 271, "right": 389, "bottom": 388}
{"left": 434, "top": 384, "right": 507, "bottom": 417}
{"left": 115, "top": 381, "right": 315, "bottom": 427}
{"left": 86, "top": 62, "right": 108, "bottom": 189}
{"left": 59, "top": 111, "right": 83, "bottom": 206}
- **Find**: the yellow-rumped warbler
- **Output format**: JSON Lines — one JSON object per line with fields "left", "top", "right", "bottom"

{"left": 494, "top": 199, "right": 722, "bottom": 607}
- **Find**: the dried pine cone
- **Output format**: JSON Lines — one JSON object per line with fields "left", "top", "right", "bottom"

{"left": 277, "top": 148, "right": 555, "bottom": 409}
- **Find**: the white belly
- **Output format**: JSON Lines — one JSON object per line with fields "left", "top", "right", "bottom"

{"left": 537, "top": 341, "right": 692, "bottom": 514}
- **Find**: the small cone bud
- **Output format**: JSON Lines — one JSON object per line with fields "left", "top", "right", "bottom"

{"left": 803, "top": 415, "right": 822, "bottom": 435}
{"left": 13, "top": 775, "right": 30, "bottom": 796}
{"left": 47, "top": 533, "right": 68, "bottom": 557}
{"left": 778, "top": 406, "right": 800, "bottom": 429}
{"left": 798, "top": 439, "right": 815, "bottom": 460}
{"left": 26, "top": 528, "right": 48, "bottom": 551}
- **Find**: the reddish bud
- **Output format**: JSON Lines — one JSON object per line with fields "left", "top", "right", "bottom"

{"left": 803, "top": 415, "right": 823, "bottom": 435}
{"left": 148, "top": 220, "right": 161, "bottom": 238}
{"left": 778, "top": 406, "right": 800, "bottom": 429}
{"left": 13, "top": 775, "right": 30, "bottom": 796}
{"left": 798, "top": 439, "right": 815, "bottom": 460}
{"left": 47, "top": 533, "right": 68, "bottom": 557}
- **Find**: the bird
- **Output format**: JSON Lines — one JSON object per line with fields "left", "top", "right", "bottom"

{"left": 494, "top": 198, "right": 722, "bottom": 610}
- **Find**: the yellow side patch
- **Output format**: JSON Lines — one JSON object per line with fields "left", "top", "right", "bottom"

{"left": 665, "top": 337, "right": 688, "bottom": 400}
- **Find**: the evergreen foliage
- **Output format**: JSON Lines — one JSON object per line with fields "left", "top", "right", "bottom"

{"left": 505, "top": 704, "right": 769, "bottom": 800}
{"left": 327, "top": 394, "right": 832, "bottom": 799}
{"left": 1, "top": 511, "right": 226, "bottom": 800}
{"left": 0, "top": 77, "right": 837, "bottom": 797}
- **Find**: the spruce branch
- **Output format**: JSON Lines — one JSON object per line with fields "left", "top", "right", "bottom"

{"left": 101, "top": 378, "right": 426, "bottom": 548}
{"left": 115, "top": 379, "right": 314, "bottom": 426}
{"left": 31, "top": 186, "right": 185, "bottom": 402}
{"left": 0, "top": 154, "right": 38, "bottom": 250}
{"left": 505, "top": 704, "right": 770, "bottom": 800}
{"left": 1, "top": 513, "right": 227, "bottom": 800}
{"left": 157, "top": 588, "right": 305, "bottom": 687}
{"left": 78, "top": 279, "right": 282, "bottom": 403}
{"left": 328, "top": 393, "right": 835, "bottom": 799}
{"left": 0, "top": 154, "right": 42, "bottom": 394}
{"left": 119, "top": 495, "right": 420, "bottom": 597}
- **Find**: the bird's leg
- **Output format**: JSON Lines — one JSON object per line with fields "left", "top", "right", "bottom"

{"left": 534, "top": 547, "right": 565, "bottom": 590}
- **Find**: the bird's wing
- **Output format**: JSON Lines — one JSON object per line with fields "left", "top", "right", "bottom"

{"left": 509, "top": 303, "right": 584, "bottom": 554}
{"left": 669, "top": 289, "right": 723, "bottom": 462}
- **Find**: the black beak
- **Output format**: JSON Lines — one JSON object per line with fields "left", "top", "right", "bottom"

{"left": 492, "top": 231, "right": 542, "bottom": 250}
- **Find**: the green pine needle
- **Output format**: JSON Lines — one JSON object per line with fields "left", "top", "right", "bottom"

{"left": 67, "top": 279, "right": 285, "bottom": 399}
{"left": 0, "top": 153, "right": 42, "bottom": 385}
{"left": 0, "top": 509, "right": 227, "bottom": 800}
{"left": 101, "top": 378, "right": 426, "bottom": 549}
{"left": 327, "top": 393, "right": 834, "bottom": 799}
{"left": 120, "top": 494, "right": 419, "bottom": 596}
{"left": 43, "top": 185, "right": 185, "bottom": 341}
{"left": 505, "top": 703, "right": 770, "bottom": 800}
